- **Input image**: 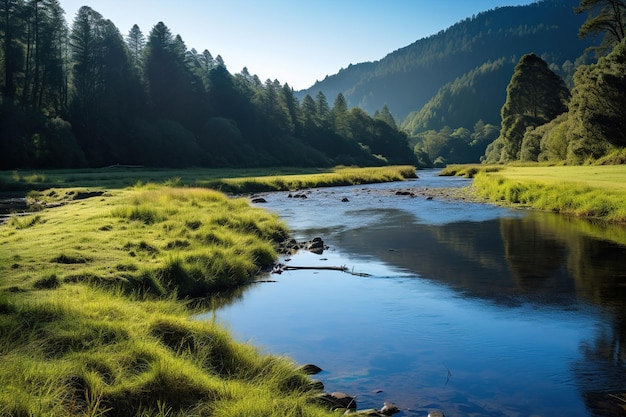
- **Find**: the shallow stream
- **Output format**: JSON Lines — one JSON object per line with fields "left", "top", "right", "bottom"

{"left": 198, "top": 169, "right": 626, "bottom": 416}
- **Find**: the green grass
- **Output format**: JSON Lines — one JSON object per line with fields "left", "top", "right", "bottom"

{"left": 0, "top": 165, "right": 420, "bottom": 417}
{"left": 200, "top": 165, "right": 417, "bottom": 193}
{"left": 0, "top": 285, "right": 327, "bottom": 417}
{"left": 0, "top": 165, "right": 418, "bottom": 416}
{"left": 468, "top": 165, "right": 626, "bottom": 223}
{"left": 2, "top": 186, "right": 288, "bottom": 298}
{"left": 1, "top": 165, "right": 416, "bottom": 193}
{"left": 0, "top": 184, "right": 336, "bottom": 417}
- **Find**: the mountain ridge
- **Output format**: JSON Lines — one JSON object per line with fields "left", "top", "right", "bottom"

{"left": 297, "top": 0, "right": 595, "bottom": 130}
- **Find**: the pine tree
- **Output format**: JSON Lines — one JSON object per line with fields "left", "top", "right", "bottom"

{"left": 126, "top": 24, "right": 145, "bottom": 69}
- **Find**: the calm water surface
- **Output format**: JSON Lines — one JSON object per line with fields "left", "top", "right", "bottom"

{"left": 199, "top": 170, "right": 626, "bottom": 417}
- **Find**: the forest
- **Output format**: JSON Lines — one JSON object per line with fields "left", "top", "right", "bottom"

{"left": 0, "top": 1, "right": 416, "bottom": 170}
{"left": 1, "top": 0, "right": 625, "bottom": 171}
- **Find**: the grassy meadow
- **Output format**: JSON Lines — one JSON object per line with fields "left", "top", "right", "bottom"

{"left": 443, "top": 164, "right": 626, "bottom": 223}
{"left": 0, "top": 165, "right": 417, "bottom": 417}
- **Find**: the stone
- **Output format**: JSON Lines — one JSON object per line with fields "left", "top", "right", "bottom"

{"left": 251, "top": 197, "right": 267, "bottom": 203}
{"left": 331, "top": 392, "right": 357, "bottom": 410}
{"left": 307, "top": 380, "right": 325, "bottom": 391}
{"left": 342, "top": 197, "right": 350, "bottom": 202}
{"left": 298, "top": 363, "right": 323, "bottom": 375}
{"left": 380, "top": 402, "right": 399, "bottom": 415}
{"left": 307, "top": 237, "right": 326, "bottom": 254}
{"left": 428, "top": 412, "right": 445, "bottom": 417}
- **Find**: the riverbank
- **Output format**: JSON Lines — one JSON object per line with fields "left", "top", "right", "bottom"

{"left": 441, "top": 164, "right": 626, "bottom": 224}
{"left": 0, "top": 166, "right": 416, "bottom": 417}
{"left": 0, "top": 165, "right": 417, "bottom": 193}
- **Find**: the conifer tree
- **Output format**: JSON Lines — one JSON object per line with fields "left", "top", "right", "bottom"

{"left": 126, "top": 24, "right": 145, "bottom": 69}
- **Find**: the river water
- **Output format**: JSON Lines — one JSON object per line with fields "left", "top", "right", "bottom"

{"left": 198, "top": 169, "right": 626, "bottom": 417}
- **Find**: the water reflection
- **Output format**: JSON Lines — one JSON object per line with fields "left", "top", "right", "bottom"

{"left": 337, "top": 206, "right": 626, "bottom": 412}
{"left": 204, "top": 172, "right": 626, "bottom": 416}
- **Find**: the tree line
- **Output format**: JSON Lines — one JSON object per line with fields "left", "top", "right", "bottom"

{"left": 0, "top": 2, "right": 416, "bottom": 170}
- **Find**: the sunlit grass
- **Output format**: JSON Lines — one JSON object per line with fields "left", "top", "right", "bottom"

{"left": 193, "top": 165, "right": 416, "bottom": 193}
{"left": 0, "top": 285, "right": 328, "bottom": 417}
{"left": 0, "top": 165, "right": 416, "bottom": 192}
{"left": 0, "top": 166, "right": 419, "bottom": 416}
{"left": 1, "top": 186, "right": 288, "bottom": 297}
{"left": 0, "top": 184, "right": 332, "bottom": 417}
{"left": 470, "top": 165, "right": 626, "bottom": 223}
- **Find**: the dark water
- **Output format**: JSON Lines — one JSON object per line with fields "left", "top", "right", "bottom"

{"left": 198, "top": 170, "right": 626, "bottom": 417}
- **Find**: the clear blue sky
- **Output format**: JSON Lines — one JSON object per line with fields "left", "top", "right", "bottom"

{"left": 59, "top": 0, "right": 535, "bottom": 90}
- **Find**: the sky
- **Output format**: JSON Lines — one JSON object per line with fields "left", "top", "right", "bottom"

{"left": 58, "top": 0, "right": 536, "bottom": 90}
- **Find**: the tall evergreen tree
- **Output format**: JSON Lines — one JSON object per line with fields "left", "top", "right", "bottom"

{"left": 374, "top": 104, "right": 398, "bottom": 129}
{"left": 144, "top": 22, "right": 205, "bottom": 130}
{"left": 281, "top": 83, "right": 300, "bottom": 136}
{"left": 69, "top": 6, "right": 143, "bottom": 165}
{"left": 300, "top": 93, "right": 317, "bottom": 134}
{"left": 19, "top": 0, "right": 67, "bottom": 111}
{"left": 484, "top": 53, "right": 569, "bottom": 162}
{"left": 125, "top": 24, "right": 145, "bottom": 69}
{"left": 331, "top": 92, "right": 349, "bottom": 137}
{"left": 315, "top": 91, "right": 330, "bottom": 129}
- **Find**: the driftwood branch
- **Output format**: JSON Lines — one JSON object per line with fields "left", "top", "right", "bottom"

{"left": 272, "top": 264, "right": 371, "bottom": 277}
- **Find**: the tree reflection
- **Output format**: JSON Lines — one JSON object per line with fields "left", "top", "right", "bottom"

{"left": 335, "top": 207, "right": 626, "bottom": 414}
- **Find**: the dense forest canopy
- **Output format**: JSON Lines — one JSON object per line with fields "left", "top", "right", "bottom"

{"left": 1, "top": 0, "right": 624, "bottom": 170}
{"left": 0, "top": 1, "right": 415, "bottom": 170}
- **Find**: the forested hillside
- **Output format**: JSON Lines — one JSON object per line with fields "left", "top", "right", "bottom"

{"left": 300, "top": 0, "right": 594, "bottom": 127}
{"left": 0, "top": 3, "right": 415, "bottom": 170}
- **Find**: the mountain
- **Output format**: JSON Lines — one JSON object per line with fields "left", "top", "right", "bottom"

{"left": 297, "top": 0, "right": 595, "bottom": 132}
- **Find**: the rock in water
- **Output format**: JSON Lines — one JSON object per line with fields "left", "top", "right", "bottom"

{"left": 380, "top": 401, "right": 399, "bottom": 415}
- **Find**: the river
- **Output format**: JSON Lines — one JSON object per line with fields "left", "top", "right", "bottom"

{"left": 198, "top": 169, "right": 626, "bottom": 417}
